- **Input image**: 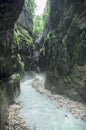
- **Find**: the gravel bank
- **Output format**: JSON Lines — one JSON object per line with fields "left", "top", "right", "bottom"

{"left": 32, "top": 78, "right": 86, "bottom": 122}
{"left": 5, "top": 98, "right": 29, "bottom": 130}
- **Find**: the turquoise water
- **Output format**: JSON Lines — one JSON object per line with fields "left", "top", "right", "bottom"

{"left": 20, "top": 75, "right": 86, "bottom": 130}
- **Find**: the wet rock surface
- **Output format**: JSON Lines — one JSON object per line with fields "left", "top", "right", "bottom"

{"left": 40, "top": 0, "right": 86, "bottom": 103}
{"left": 0, "top": 74, "right": 21, "bottom": 130}
{"left": 15, "top": 2, "right": 35, "bottom": 74}
{"left": 5, "top": 98, "right": 29, "bottom": 130}
{"left": 32, "top": 78, "right": 86, "bottom": 122}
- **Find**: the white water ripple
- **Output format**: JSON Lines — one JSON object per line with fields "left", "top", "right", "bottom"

{"left": 19, "top": 74, "right": 86, "bottom": 130}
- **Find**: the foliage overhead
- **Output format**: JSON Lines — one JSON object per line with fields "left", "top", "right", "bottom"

{"left": 25, "top": 0, "right": 35, "bottom": 18}
{"left": 33, "top": 0, "right": 50, "bottom": 38}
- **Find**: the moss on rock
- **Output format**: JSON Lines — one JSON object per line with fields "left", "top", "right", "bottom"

{"left": 45, "top": 0, "right": 86, "bottom": 103}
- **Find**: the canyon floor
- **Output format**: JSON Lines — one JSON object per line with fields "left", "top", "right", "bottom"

{"left": 32, "top": 78, "right": 86, "bottom": 122}
{"left": 5, "top": 76, "right": 86, "bottom": 130}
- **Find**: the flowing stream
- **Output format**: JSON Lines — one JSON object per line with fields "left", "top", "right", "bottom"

{"left": 19, "top": 74, "right": 86, "bottom": 130}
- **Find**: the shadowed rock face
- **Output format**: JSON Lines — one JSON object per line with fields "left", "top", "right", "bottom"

{"left": 0, "top": 0, "right": 24, "bottom": 129}
{"left": 0, "top": 0, "right": 24, "bottom": 79}
{"left": 45, "top": 0, "right": 86, "bottom": 103}
{"left": 15, "top": 5, "right": 34, "bottom": 73}
{"left": 0, "top": 0, "right": 24, "bottom": 30}
{"left": 16, "top": 5, "right": 33, "bottom": 35}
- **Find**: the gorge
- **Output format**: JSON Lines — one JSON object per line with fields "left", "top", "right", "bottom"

{"left": 0, "top": 0, "right": 86, "bottom": 130}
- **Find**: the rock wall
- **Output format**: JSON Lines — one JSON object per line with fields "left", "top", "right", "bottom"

{"left": 0, "top": 74, "right": 20, "bottom": 129}
{"left": 45, "top": 0, "right": 86, "bottom": 103}
{"left": 15, "top": 3, "right": 35, "bottom": 74}
{"left": 0, "top": 0, "right": 24, "bottom": 79}
{"left": 0, "top": 0, "right": 24, "bottom": 129}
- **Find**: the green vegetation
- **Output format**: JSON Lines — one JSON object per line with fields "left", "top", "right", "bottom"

{"left": 17, "top": 54, "right": 25, "bottom": 76}
{"left": 40, "top": 45, "right": 45, "bottom": 56}
{"left": 14, "top": 25, "right": 34, "bottom": 47}
{"left": 14, "top": 0, "right": 35, "bottom": 47}
{"left": 33, "top": 15, "right": 44, "bottom": 37}
{"left": 64, "top": 76, "right": 72, "bottom": 84}
{"left": 14, "top": 0, "right": 50, "bottom": 46}
{"left": 43, "top": 0, "right": 50, "bottom": 26}
{"left": 33, "top": 0, "right": 50, "bottom": 38}
{"left": 14, "top": 0, "right": 36, "bottom": 75}
{"left": 14, "top": 0, "right": 50, "bottom": 74}
{"left": 25, "top": 0, "right": 35, "bottom": 19}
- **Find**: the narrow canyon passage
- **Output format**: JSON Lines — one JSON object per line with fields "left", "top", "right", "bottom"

{"left": 0, "top": 0, "right": 86, "bottom": 129}
{"left": 19, "top": 74, "right": 86, "bottom": 130}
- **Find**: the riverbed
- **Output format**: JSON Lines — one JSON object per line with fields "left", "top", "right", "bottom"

{"left": 19, "top": 74, "right": 86, "bottom": 130}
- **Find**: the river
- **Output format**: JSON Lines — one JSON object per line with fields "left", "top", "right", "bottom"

{"left": 19, "top": 74, "right": 86, "bottom": 130}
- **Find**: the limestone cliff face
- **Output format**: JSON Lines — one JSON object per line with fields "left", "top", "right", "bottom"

{"left": 0, "top": 0, "right": 24, "bottom": 129}
{"left": 16, "top": 5, "right": 33, "bottom": 35}
{"left": 15, "top": 5, "right": 34, "bottom": 73}
{"left": 45, "top": 0, "right": 86, "bottom": 103}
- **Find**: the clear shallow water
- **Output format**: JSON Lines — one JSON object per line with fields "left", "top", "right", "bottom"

{"left": 20, "top": 74, "right": 86, "bottom": 130}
